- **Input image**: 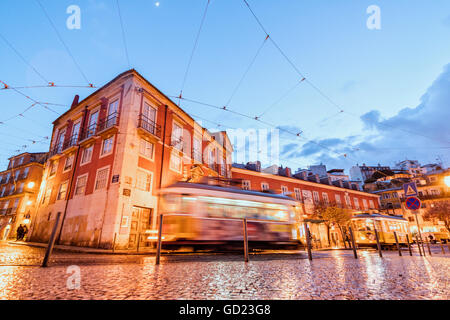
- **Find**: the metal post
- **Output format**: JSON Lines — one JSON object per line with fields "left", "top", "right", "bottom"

{"left": 243, "top": 218, "right": 249, "bottom": 263}
{"left": 447, "top": 242, "right": 450, "bottom": 253}
{"left": 414, "top": 211, "right": 426, "bottom": 256}
{"left": 155, "top": 214, "right": 163, "bottom": 265}
{"left": 440, "top": 241, "right": 445, "bottom": 254}
{"left": 425, "top": 238, "right": 432, "bottom": 256}
{"left": 416, "top": 235, "right": 423, "bottom": 256}
{"left": 406, "top": 234, "right": 412, "bottom": 256}
{"left": 112, "top": 233, "right": 117, "bottom": 253}
{"left": 136, "top": 233, "right": 141, "bottom": 253}
{"left": 374, "top": 227, "right": 383, "bottom": 258}
{"left": 303, "top": 223, "right": 312, "bottom": 260}
{"left": 393, "top": 231, "right": 402, "bottom": 256}
{"left": 348, "top": 226, "right": 358, "bottom": 259}
{"left": 41, "top": 212, "right": 61, "bottom": 267}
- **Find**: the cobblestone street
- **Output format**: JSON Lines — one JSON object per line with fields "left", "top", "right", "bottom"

{"left": 1, "top": 242, "right": 449, "bottom": 300}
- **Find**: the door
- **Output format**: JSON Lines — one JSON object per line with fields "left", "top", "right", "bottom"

{"left": 128, "top": 206, "right": 153, "bottom": 249}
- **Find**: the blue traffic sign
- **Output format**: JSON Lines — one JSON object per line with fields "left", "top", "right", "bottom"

{"left": 403, "top": 182, "right": 418, "bottom": 197}
{"left": 405, "top": 196, "right": 421, "bottom": 210}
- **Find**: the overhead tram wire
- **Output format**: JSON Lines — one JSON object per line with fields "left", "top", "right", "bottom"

{"left": 1, "top": 84, "right": 96, "bottom": 91}
{"left": 225, "top": 35, "right": 269, "bottom": 107}
{"left": 242, "top": 0, "right": 450, "bottom": 146}
{"left": 0, "top": 32, "right": 49, "bottom": 84}
{"left": 171, "top": 95, "right": 358, "bottom": 162}
{"left": 0, "top": 80, "right": 61, "bottom": 115}
{"left": 116, "top": 0, "right": 131, "bottom": 69}
{"left": 35, "top": 0, "right": 93, "bottom": 86}
{"left": 178, "top": 0, "right": 211, "bottom": 106}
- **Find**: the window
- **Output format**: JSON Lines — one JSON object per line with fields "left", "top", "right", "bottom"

{"left": 101, "top": 136, "right": 114, "bottom": 156}
{"left": 242, "top": 180, "right": 251, "bottom": 190}
{"left": 3, "top": 200, "right": 9, "bottom": 210}
{"left": 42, "top": 187, "right": 52, "bottom": 204}
{"left": 75, "top": 175, "right": 88, "bottom": 195}
{"left": 49, "top": 160, "right": 58, "bottom": 176}
{"left": 171, "top": 122, "right": 183, "bottom": 151}
{"left": 57, "top": 181, "right": 68, "bottom": 200}
{"left": 0, "top": 186, "right": 5, "bottom": 197}
{"left": 294, "top": 188, "right": 302, "bottom": 201}
{"left": 64, "top": 155, "right": 74, "bottom": 172}
{"left": 9, "top": 185, "right": 15, "bottom": 195}
{"left": 18, "top": 157, "right": 23, "bottom": 165}
{"left": 335, "top": 194, "right": 342, "bottom": 207}
{"left": 136, "top": 170, "right": 152, "bottom": 192}
{"left": 143, "top": 102, "right": 157, "bottom": 123}
{"left": 139, "top": 138, "right": 154, "bottom": 159}
{"left": 108, "top": 99, "right": 119, "bottom": 116}
{"left": 81, "top": 145, "right": 93, "bottom": 164}
{"left": 353, "top": 198, "right": 360, "bottom": 210}
{"left": 12, "top": 199, "right": 19, "bottom": 212}
{"left": 17, "top": 183, "right": 24, "bottom": 193}
{"left": 5, "top": 172, "right": 10, "bottom": 183}
{"left": 72, "top": 121, "right": 81, "bottom": 141}
{"left": 313, "top": 191, "right": 320, "bottom": 203}
{"left": 14, "top": 170, "right": 21, "bottom": 180}
{"left": 322, "top": 192, "right": 329, "bottom": 205}
{"left": 281, "top": 186, "right": 288, "bottom": 194}
{"left": 193, "top": 137, "right": 202, "bottom": 162}
{"left": 95, "top": 167, "right": 109, "bottom": 190}
{"left": 363, "top": 199, "right": 368, "bottom": 210}
{"left": 23, "top": 167, "right": 29, "bottom": 178}
{"left": 344, "top": 194, "right": 351, "bottom": 208}
{"left": 261, "top": 183, "right": 269, "bottom": 191}
{"left": 369, "top": 200, "right": 375, "bottom": 209}
{"left": 169, "top": 152, "right": 182, "bottom": 173}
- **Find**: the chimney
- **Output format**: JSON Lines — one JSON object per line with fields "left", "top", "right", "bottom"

{"left": 71, "top": 95, "right": 80, "bottom": 109}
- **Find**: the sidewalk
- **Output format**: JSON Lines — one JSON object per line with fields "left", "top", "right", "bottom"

{"left": 7, "top": 240, "right": 157, "bottom": 255}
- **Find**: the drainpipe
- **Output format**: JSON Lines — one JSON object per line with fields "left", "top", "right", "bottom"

{"left": 155, "top": 105, "right": 168, "bottom": 229}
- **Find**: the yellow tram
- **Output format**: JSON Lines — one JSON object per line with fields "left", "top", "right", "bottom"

{"left": 157, "top": 181, "right": 303, "bottom": 250}
{"left": 351, "top": 213, "right": 412, "bottom": 248}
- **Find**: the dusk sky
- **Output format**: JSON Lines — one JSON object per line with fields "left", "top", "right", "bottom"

{"left": 1, "top": 0, "right": 449, "bottom": 172}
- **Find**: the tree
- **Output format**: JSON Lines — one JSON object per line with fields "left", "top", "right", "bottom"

{"left": 312, "top": 202, "right": 352, "bottom": 246}
{"left": 424, "top": 201, "right": 450, "bottom": 234}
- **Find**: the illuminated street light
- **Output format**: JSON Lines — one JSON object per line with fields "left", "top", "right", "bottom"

{"left": 27, "top": 181, "right": 35, "bottom": 188}
{"left": 444, "top": 176, "right": 450, "bottom": 187}
{"left": 26, "top": 200, "right": 32, "bottom": 206}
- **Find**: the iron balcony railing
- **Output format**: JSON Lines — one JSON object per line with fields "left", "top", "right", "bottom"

{"left": 98, "top": 112, "right": 119, "bottom": 132}
{"left": 49, "top": 142, "right": 63, "bottom": 157}
{"left": 138, "top": 114, "right": 161, "bottom": 138}
{"left": 192, "top": 150, "right": 202, "bottom": 162}
{"left": 63, "top": 134, "right": 79, "bottom": 150}
{"left": 80, "top": 123, "right": 98, "bottom": 141}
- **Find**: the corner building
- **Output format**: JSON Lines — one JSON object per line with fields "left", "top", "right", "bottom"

{"left": 29, "top": 69, "right": 232, "bottom": 249}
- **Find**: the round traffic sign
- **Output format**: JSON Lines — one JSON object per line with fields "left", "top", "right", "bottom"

{"left": 405, "top": 196, "right": 421, "bottom": 210}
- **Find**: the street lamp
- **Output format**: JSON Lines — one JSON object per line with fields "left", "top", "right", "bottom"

{"left": 27, "top": 181, "right": 35, "bottom": 189}
{"left": 444, "top": 176, "right": 450, "bottom": 187}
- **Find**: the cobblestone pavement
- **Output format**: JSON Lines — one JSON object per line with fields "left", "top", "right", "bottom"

{"left": 0, "top": 242, "right": 449, "bottom": 300}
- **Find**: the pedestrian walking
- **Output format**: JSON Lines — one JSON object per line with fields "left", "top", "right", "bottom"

{"left": 22, "top": 225, "right": 28, "bottom": 240}
{"left": 16, "top": 224, "right": 24, "bottom": 241}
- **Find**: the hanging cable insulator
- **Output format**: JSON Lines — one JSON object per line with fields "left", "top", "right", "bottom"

{"left": 301, "top": 77, "right": 306, "bottom": 82}
{"left": 265, "top": 34, "right": 269, "bottom": 40}
{"left": 48, "top": 82, "right": 55, "bottom": 86}
{"left": 343, "top": 154, "right": 347, "bottom": 158}
{"left": 254, "top": 116, "right": 259, "bottom": 120}
{"left": 89, "top": 83, "right": 94, "bottom": 88}
{"left": 222, "top": 106, "right": 227, "bottom": 110}
{"left": 296, "top": 132, "right": 301, "bottom": 137}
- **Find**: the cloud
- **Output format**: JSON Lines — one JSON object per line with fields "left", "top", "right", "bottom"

{"left": 276, "top": 63, "right": 450, "bottom": 171}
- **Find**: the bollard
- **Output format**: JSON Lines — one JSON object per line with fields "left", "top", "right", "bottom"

{"left": 136, "top": 233, "right": 141, "bottom": 253}
{"left": 426, "top": 239, "right": 432, "bottom": 256}
{"left": 374, "top": 227, "right": 382, "bottom": 258}
{"left": 406, "top": 234, "right": 412, "bottom": 256}
{"left": 393, "top": 232, "right": 402, "bottom": 256}
{"left": 41, "top": 212, "right": 62, "bottom": 267}
{"left": 112, "top": 233, "right": 117, "bottom": 253}
{"left": 415, "top": 235, "right": 423, "bottom": 256}
{"left": 243, "top": 218, "right": 249, "bottom": 263}
{"left": 420, "top": 235, "right": 426, "bottom": 256}
{"left": 304, "top": 223, "right": 312, "bottom": 260}
{"left": 440, "top": 241, "right": 445, "bottom": 254}
{"left": 348, "top": 226, "right": 358, "bottom": 259}
{"left": 155, "top": 214, "right": 164, "bottom": 265}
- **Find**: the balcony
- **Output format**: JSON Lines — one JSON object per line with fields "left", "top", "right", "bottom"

{"left": 62, "top": 134, "right": 79, "bottom": 153}
{"left": 49, "top": 142, "right": 64, "bottom": 159}
{"left": 137, "top": 114, "right": 161, "bottom": 140}
{"left": 0, "top": 208, "right": 12, "bottom": 216}
{"left": 79, "top": 123, "right": 98, "bottom": 144}
{"left": 97, "top": 112, "right": 119, "bottom": 136}
{"left": 0, "top": 178, "right": 8, "bottom": 185}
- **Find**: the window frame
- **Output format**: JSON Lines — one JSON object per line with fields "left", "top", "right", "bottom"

{"left": 80, "top": 145, "right": 94, "bottom": 166}
{"left": 94, "top": 166, "right": 110, "bottom": 191}
{"left": 74, "top": 173, "right": 89, "bottom": 196}
{"left": 100, "top": 135, "right": 115, "bottom": 158}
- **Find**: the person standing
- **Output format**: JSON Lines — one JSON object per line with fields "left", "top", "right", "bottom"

{"left": 16, "top": 224, "right": 24, "bottom": 241}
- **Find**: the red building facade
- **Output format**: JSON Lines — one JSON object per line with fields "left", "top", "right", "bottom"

{"left": 29, "top": 69, "right": 232, "bottom": 249}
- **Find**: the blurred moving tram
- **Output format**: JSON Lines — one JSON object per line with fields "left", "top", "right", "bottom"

{"left": 158, "top": 182, "right": 303, "bottom": 250}
{"left": 350, "top": 213, "right": 411, "bottom": 248}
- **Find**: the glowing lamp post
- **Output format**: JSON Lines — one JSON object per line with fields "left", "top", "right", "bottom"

{"left": 444, "top": 176, "right": 450, "bottom": 188}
